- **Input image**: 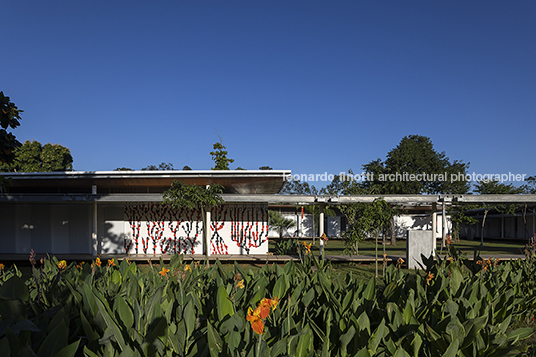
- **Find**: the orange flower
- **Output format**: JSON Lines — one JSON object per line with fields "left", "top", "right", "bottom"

{"left": 76, "top": 261, "right": 85, "bottom": 269}
{"left": 447, "top": 256, "right": 454, "bottom": 263}
{"left": 256, "top": 297, "right": 279, "bottom": 319}
{"left": 58, "top": 260, "right": 67, "bottom": 270}
{"left": 94, "top": 257, "right": 102, "bottom": 267}
{"left": 426, "top": 272, "right": 434, "bottom": 285}
{"left": 0, "top": 263, "right": 4, "bottom": 270}
{"left": 397, "top": 257, "right": 404, "bottom": 268}
{"left": 247, "top": 307, "right": 265, "bottom": 334}
{"left": 302, "top": 242, "right": 311, "bottom": 254}
{"left": 108, "top": 259, "right": 115, "bottom": 267}
{"left": 159, "top": 267, "right": 170, "bottom": 277}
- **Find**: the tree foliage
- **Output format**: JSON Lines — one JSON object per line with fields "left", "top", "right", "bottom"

{"left": 142, "top": 162, "right": 174, "bottom": 171}
{"left": 362, "top": 135, "right": 470, "bottom": 194}
{"left": 0, "top": 91, "right": 23, "bottom": 165}
{"left": 1, "top": 140, "right": 73, "bottom": 172}
{"left": 280, "top": 178, "right": 318, "bottom": 195}
{"left": 473, "top": 179, "right": 524, "bottom": 194}
{"left": 162, "top": 181, "right": 224, "bottom": 260}
{"left": 522, "top": 176, "right": 536, "bottom": 194}
{"left": 210, "top": 142, "right": 234, "bottom": 170}
{"left": 268, "top": 210, "right": 296, "bottom": 239}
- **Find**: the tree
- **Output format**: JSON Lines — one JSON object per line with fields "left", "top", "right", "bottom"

{"left": 182, "top": 165, "right": 192, "bottom": 170}
{"left": 473, "top": 180, "right": 524, "bottom": 195}
{"left": 142, "top": 162, "right": 174, "bottom": 171}
{"left": 362, "top": 135, "right": 470, "bottom": 195}
{"left": 268, "top": 210, "right": 296, "bottom": 239}
{"left": 339, "top": 197, "right": 392, "bottom": 277}
{"left": 114, "top": 167, "right": 133, "bottom": 171}
{"left": 359, "top": 135, "right": 470, "bottom": 246}
{"left": 259, "top": 166, "right": 273, "bottom": 170}
{"left": 522, "top": 176, "right": 536, "bottom": 194}
{"left": 210, "top": 140, "right": 234, "bottom": 170}
{"left": 0, "top": 92, "right": 23, "bottom": 165}
{"left": 162, "top": 181, "right": 224, "bottom": 262}
{"left": 1, "top": 140, "right": 73, "bottom": 172}
{"left": 280, "top": 178, "right": 318, "bottom": 195}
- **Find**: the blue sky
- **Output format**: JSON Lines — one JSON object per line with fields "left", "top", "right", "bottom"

{"left": 2, "top": 1, "right": 535, "bottom": 188}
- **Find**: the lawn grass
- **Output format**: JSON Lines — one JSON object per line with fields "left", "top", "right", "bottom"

{"left": 270, "top": 236, "right": 528, "bottom": 257}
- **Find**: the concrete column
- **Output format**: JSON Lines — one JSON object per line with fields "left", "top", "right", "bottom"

{"left": 92, "top": 201, "right": 98, "bottom": 256}
{"left": 501, "top": 216, "right": 504, "bottom": 239}
{"left": 205, "top": 208, "right": 211, "bottom": 256}
{"left": 442, "top": 203, "right": 446, "bottom": 248}
{"left": 431, "top": 203, "right": 437, "bottom": 257}
{"left": 319, "top": 204, "right": 325, "bottom": 256}
{"left": 532, "top": 209, "right": 536, "bottom": 238}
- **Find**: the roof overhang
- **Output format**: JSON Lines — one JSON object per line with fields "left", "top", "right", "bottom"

{"left": 1, "top": 170, "right": 291, "bottom": 194}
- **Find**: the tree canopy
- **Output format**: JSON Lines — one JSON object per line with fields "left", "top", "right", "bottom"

{"left": 0, "top": 140, "right": 73, "bottom": 172}
{"left": 210, "top": 141, "right": 234, "bottom": 170}
{"left": 142, "top": 162, "right": 174, "bottom": 171}
{"left": 361, "top": 135, "right": 470, "bottom": 194}
{"left": 0, "top": 92, "right": 23, "bottom": 165}
{"left": 162, "top": 181, "right": 224, "bottom": 260}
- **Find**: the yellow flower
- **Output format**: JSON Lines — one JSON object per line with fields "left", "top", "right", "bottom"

{"left": 302, "top": 242, "right": 311, "bottom": 254}
{"left": 108, "top": 259, "right": 115, "bottom": 267}
{"left": 0, "top": 263, "right": 4, "bottom": 270}
{"left": 185, "top": 265, "right": 192, "bottom": 272}
{"left": 236, "top": 279, "right": 245, "bottom": 289}
{"left": 58, "top": 260, "right": 67, "bottom": 270}
{"left": 426, "top": 272, "right": 434, "bottom": 285}
{"left": 159, "top": 267, "right": 170, "bottom": 277}
{"left": 94, "top": 257, "right": 102, "bottom": 267}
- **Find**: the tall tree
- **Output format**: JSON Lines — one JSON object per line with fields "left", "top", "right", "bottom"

{"left": 1, "top": 140, "right": 73, "bottom": 172}
{"left": 163, "top": 181, "right": 224, "bottom": 262}
{"left": 210, "top": 141, "right": 234, "bottom": 170}
{"left": 362, "top": 135, "right": 470, "bottom": 195}
{"left": 0, "top": 92, "right": 23, "bottom": 165}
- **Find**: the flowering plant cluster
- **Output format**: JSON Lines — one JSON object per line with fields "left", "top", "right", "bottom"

{"left": 246, "top": 297, "right": 279, "bottom": 334}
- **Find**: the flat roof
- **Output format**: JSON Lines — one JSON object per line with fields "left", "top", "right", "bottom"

{"left": 1, "top": 170, "right": 291, "bottom": 194}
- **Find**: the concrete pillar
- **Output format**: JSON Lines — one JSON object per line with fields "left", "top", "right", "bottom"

{"left": 92, "top": 201, "right": 98, "bottom": 256}
{"left": 205, "top": 209, "right": 211, "bottom": 256}
{"left": 442, "top": 203, "right": 446, "bottom": 248}
{"left": 501, "top": 216, "right": 504, "bottom": 239}
{"left": 407, "top": 230, "right": 434, "bottom": 269}
{"left": 431, "top": 203, "right": 437, "bottom": 257}
{"left": 319, "top": 204, "right": 325, "bottom": 256}
{"left": 531, "top": 209, "right": 536, "bottom": 238}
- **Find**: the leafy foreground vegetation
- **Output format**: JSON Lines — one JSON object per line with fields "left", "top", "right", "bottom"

{"left": 1, "top": 247, "right": 536, "bottom": 356}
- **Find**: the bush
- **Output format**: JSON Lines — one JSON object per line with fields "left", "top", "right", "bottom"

{"left": 0, "top": 248, "right": 535, "bottom": 356}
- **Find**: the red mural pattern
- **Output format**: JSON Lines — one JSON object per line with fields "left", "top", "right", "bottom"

{"left": 124, "top": 204, "right": 267, "bottom": 255}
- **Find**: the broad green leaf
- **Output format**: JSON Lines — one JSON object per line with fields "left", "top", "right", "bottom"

{"left": 207, "top": 322, "right": 223, "bottom": 357}
{"left": 37, "top": 320, "right": 68, "bottom": 357}
{"left": 217, "top": 285, "right": 234, "bottom": 320}
{"left": 114, "top": 295, "right": 134, "bottom": 330}
{"left": 52, "top": 340, "right": 81, "bottom": 357}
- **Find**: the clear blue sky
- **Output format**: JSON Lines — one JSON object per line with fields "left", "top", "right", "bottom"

{"left": 2, "top": 1, "right": 535, "bottom": 187}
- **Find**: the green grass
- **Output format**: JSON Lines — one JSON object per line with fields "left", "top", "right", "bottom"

{"left": 270, "top": 237, "right": 527, "bottom": 257}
